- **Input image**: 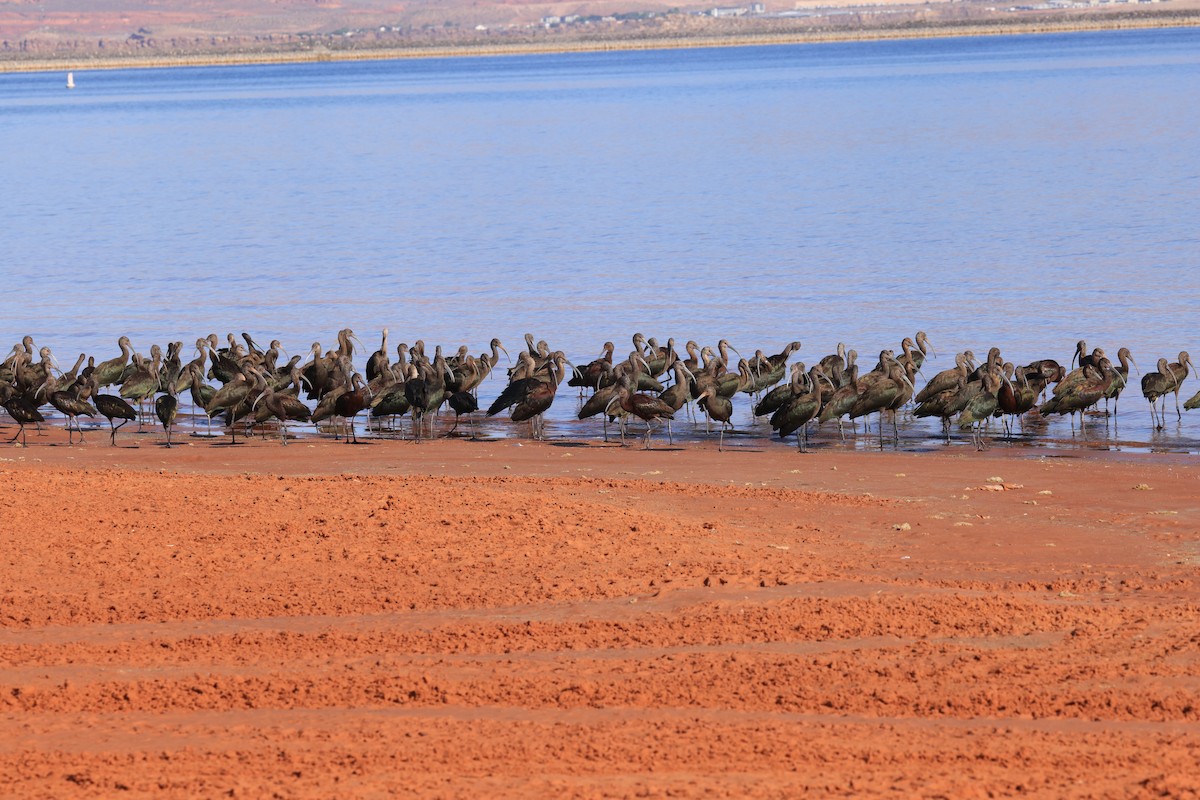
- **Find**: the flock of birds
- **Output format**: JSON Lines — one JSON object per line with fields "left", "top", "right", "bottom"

{"left": 1, "top": 329, "right": 1198, "bottom": 451}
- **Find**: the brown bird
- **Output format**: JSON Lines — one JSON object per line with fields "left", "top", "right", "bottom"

{"left": 3, "top": 393, "right": 44, "bottom": 446}
{"left": 155, "top": 392, "right": 178, "bottom": 448}
{"left": 49, "top": 387, "right": 97, "bottom": 445}
{"left": 1141, "top": 357, "right": 1181, "bottom": 430}
{"left": 606, "top": 373, "right": 676, "bottom": 449}
{"left": 93, "top": 393, "right": 137, "bottom": 446}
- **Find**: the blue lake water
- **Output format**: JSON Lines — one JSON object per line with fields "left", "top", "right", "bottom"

{"left": 2, "top": 28, "right": 1199, "bottom": 449}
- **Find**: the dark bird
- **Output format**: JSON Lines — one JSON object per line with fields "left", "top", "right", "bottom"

{"left": 755, "top": 362, "right": 805, "bottom": 419}
{"left": 1042, "top": 357, "right": 1115, "bottom": 434}
{"left": 49, "top": 388, "right": 96, "bottom": 445}
{"left": 334, "top": 373, "right": 370, "bottom": 444}
{"left": 489, "top": 352, "right": 572, "bottom": 440}
{"left": 3, "top": 394, "right": 44, "bottom": 446}
{"left": 770, "top": 365, "right": 829, "bottom": 452}
{"left": 958, "top": 366, "right": 1006, "bottom": 450}
{"left": 995, "top": 363, "right": 1038, "bottom": 439}
{"left": 569, "top": 341, "right": 616, "bottom": 391}
{"left": 155, "top": 393, "right": 178, "bottom": 447}
{"left": 696, "top": 389, "right": 734, "bottom": 452}
{"left": 93, "top": 393, "right": 137, "bottom": 446}
{"left": 369, "top": 365, "right": 414, "bottom": 433}
{"left": 1101, "top": 347, "right": 1137, "bottom": 418}
{"left": 817, "top": 363, "right": 860, "bottom": 441}
{"left": 849, "top": 358, "right": 915, "bottom": 448}
{"left": 92, "top": 336, "right": 133, "bottom": 388}
{"left": 252, "top": 382, "right": 312, "bottom": 445}
{"left": 366, "top": 328, "right": 390, "bottom": 383}
{"left": 605, "top": 373, "right": 676, "bottom": 449}
{"left": 205, "top": 370, "right": 254, "bottom": 444}
{"left": 1141, "top": 357, "right": 1181, "bottom": 430}
{"left": 185, "top": 363, "right": 217, "bottom": 437}
{"left": 914, "top": 352, "right": 974, "bottom": 405}
{"left": 1163, "top": 351, "right": 1194, "bottom": 421}
{"left": 446, "top": 390, "right": 480, "bottom": 438}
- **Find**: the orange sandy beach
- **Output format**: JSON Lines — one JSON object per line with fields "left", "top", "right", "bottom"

{"left": 1, "top": 431, "right": 1198, "bottom": 797}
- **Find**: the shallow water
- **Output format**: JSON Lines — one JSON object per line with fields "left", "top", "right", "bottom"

{"left": 2, "top": 29, "right": 1199, "bottom": 451}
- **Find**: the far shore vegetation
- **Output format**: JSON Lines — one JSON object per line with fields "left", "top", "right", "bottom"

{"left": 2, "top": 7, "right": 1197, "bottom": 73}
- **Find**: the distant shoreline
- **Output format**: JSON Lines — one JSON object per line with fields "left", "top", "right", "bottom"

{"left": 2, "top": 15, "right": 1198, "bottom": 74}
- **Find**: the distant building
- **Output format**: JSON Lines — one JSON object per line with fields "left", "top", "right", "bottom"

{"left": 708, "top": 4, "right": 764, "bottom": 17}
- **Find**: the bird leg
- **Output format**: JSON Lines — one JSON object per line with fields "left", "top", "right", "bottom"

{"left": 110, "top": 418, "right": 130, "bottom": 446}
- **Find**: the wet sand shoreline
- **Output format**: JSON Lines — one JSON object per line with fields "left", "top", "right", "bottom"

{"left": 2, "top": 437, "right": 1198, "bottom": 796}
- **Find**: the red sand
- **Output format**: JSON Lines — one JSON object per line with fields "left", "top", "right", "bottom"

{"left": 1, "top": 431, "right": 1198, "bottom": 797}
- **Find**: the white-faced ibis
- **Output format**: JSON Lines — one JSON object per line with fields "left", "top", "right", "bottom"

{"left": 160, "top": 341, "right": 183, "bottom": 394}
{"left": 696, "top": 389, "right": 734, "bottom": 451}
{"left": 570, "top": 342, "right": 615, "bottom": 392}
{"left": 3, "top": 393, "right": 44, "bottom": 445}
{"left": 754, "top": 362, "right": 805, "bottom": 418}
{"left": 205, "top": 370, "right": 253, "bottom": 444}
{"left": 93, "top": 392, "right": 137, "bottom": 446}
{"left": 958, "top": 366, "right": 1006, "bottom": 450}
{"left": 252, "top": 382, "right": 312, "bottom": 445}
{"left": 155, "top": 393, "right": 178, "bottom": 447}
{"left": 605, "top": 373, "right": 676, "bottom": 449}
{"left": 49, "top": 388, "right": 96, "bottom": 445}
{"left": 92, "top": 336, "right": 132, "bottom": 388}
{"left": 1101, "top": 347, "right": 1137, "bottom": 418}
{"left": 366, "top": 328, "right": 390, "bottom": 383}
{"left": 915, "top": 352, "right": 975, "bottom": 405}
{"left": 370, "top": 364, "right": 414, "bottom": 435}
{"left": 1141, "top": 357, "right": 1180, "bottom": 430}
{"left": 913, "top": 375, "right": 972, "bottom": 444}
{"left": 909, "top": 331, "right": 933, "bottom": 370}
{"left": 849, "top": 358, "right": 915, "bottom": 448}
{"left": 335, "top": 373, "right": 370, "bottom": 444}
{"left": 817, "top": 363, "right": 860, "bottom": 441}
{"left": 446, "top": 390, "right": 480, "bottom": 438}
{"left": 967, "top": 347, "right": 1003, "bottom": 382}
{"left": 405, "top": 348, "right": 452, "bottom": 440}
{"left": 120, "top": 350, "right": 163, "bottom": 429}
{"left": 1041, "top": 357, "right": 1115, "bottom": 436}
{"left": 995, "top": 363, "right": 1038, "bottom": 439}
{"left": 57, "top": 353, "right": 87, "bottom": 388}
{"left": 770, "top": 365, "right": 829, "bottom": 452}
{"left": 185, "top": 363, "right": 217, "bottom": 436}
{"left": 641, "top": 337, "right": 677, "bottom": 380}
{"left": 577, "top": 363, "right": 624, "bottom": 442}
{"left": 490, "top": 352, "right": 572, "bottom": 440}
{"left": 1164, "top": 351, "right": 1193, "bottom": 420}
{"left": 747, "top": 341, "right": 801, "bottom": 395}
